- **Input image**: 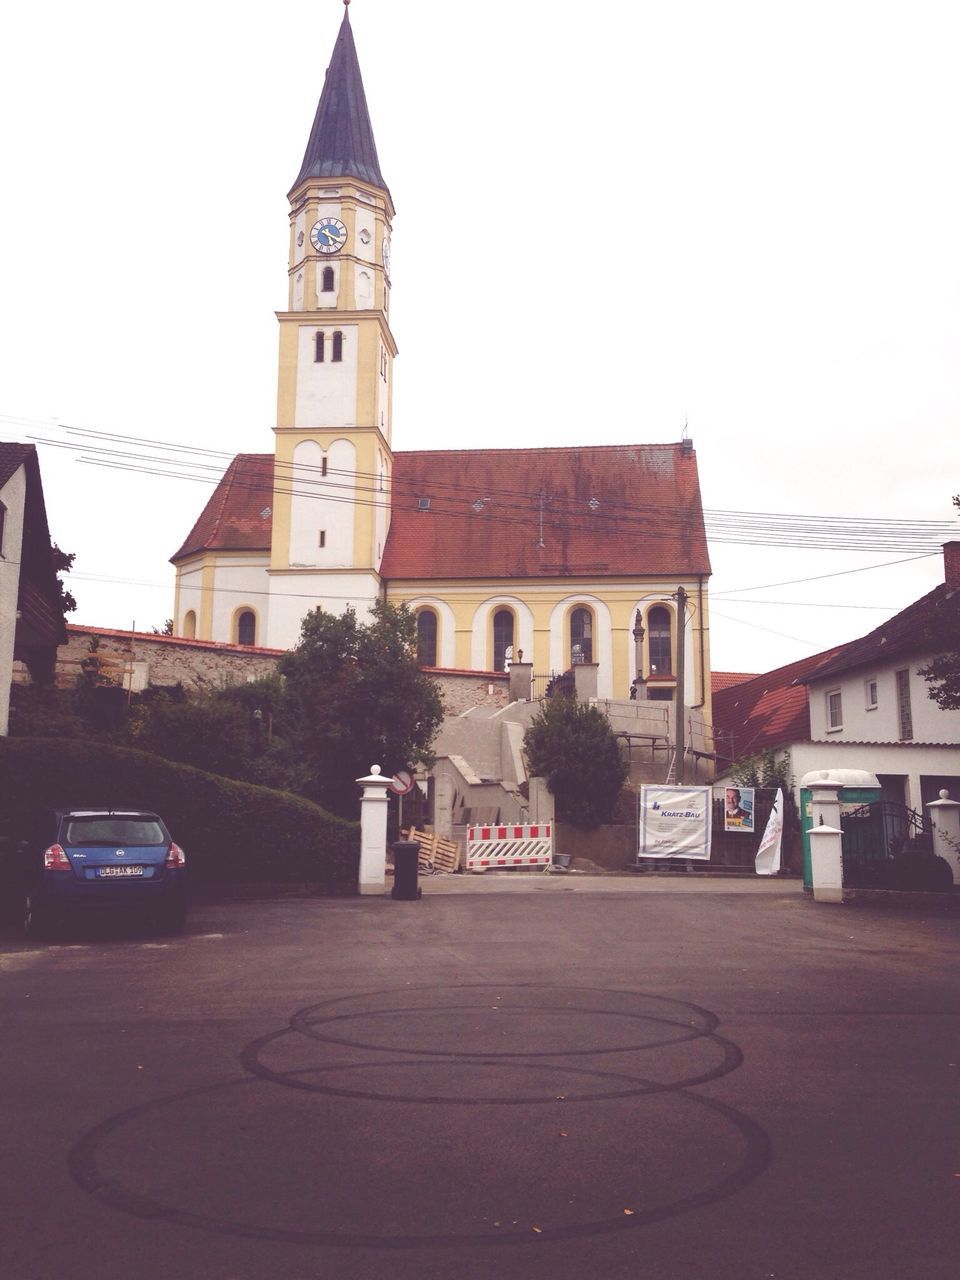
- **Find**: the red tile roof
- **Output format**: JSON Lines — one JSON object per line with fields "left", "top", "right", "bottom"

{"left": 381, "top": 443, "right": 710, "bottom": 580}
{"left": 712, "top": 671, "right": 759, "bottom": 692}
{"left": 712, "top": 643, "right": 850, "bottom": 763}
{"left": 804, "top": 583, "right": 959, "bottom": 682}
{"left": 172, "top": 443, "right": 711, "bottom": 581}
{"left": 171, "top": 454, "right": 274, "bottom": 561}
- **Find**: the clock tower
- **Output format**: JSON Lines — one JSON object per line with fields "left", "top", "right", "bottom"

{"left": 268, "top": 0, "right": 396, "bottom": 644}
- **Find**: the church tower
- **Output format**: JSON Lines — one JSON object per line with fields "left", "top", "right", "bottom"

{"left": 268, "top": 0, "right": 396, "bottom": 644}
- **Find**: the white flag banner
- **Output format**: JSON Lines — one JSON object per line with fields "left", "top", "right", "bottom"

{"left": 755, "top": 788, "right": 784, "bottom": 876}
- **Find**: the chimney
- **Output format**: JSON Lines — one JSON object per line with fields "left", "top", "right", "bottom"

{"left": 944, "top": 540, "right": 960, "bottom": 591}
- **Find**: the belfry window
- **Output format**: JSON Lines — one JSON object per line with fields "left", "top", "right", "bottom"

{"left": 314, "top": 332, "right": 325, "bottom": 363}
{"left": 570, "top": 608, "right": 593, "bottom": 664}
{"left": 332, "top": 331, "right": 344, "bottom": 362}
{"left": 648, "top": 606, "right": 672, "bottom": 675}
{"left": 493, "top": 609, "right": 514, "bottom": 673}
{"left": 321, "top": 266, "right": 335, "bottom": 292}
{"left": 417, "top": 610, "right": 438, "bottom": 667}
{"left": 237, "top": 610, "right": 256, "bottom": 646}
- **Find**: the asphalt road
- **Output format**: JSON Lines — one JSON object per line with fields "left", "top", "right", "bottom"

{"left": 2, "top": 877, "right": 957, "bottom": 1280}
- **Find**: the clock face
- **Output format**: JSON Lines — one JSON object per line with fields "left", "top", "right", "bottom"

{"left": 382, "top": 236, "right": 392, "bottom": 277}
{"left": 310, "top": 218, "right": 348, "bottom": 254}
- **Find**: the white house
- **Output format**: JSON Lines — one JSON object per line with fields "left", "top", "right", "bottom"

{"left": 713, "top": 541, "right": 960, "bottom": 818}
{"left": 0, "top": 443, "right": 66, "bottom": 735}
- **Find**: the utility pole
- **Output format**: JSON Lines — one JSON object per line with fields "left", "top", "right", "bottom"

{"left": 674, "top": 587, "right": 687, "bottom": 784}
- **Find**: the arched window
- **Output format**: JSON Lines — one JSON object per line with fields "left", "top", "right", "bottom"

{"left": 416, "top": 610, "right": 438, "bottom": 667}
{"left": 493, "top": 609, "right": 514, "bottom": 672}
{"left": 648, "top": 606, "right": 672, "bottom": 675}
{"left": 332, "top": 331, "right": 343, "bottom": 362}
{"left": 183, "top": 610, "right": 196, "bottom": 640}
{"left": 321, "top": 265, "right": 335, "bottom": 292}
{"left": 314, "top": 331, "right": 325, "bottom": 363}
{"left": 237, "top": 610, "right": 256, "bottom": 646}
{"left": 570, "top": 607, "right": 593, "bottom": 664}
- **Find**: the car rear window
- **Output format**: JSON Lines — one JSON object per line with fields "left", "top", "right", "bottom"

{"left": 62, "top": 817, "right": 167, "bottom": 846}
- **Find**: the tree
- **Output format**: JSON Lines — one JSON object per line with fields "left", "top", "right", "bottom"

{"left": 51, "top": 544, "right": 77, "bottom": 617}
{"left": 524, "top": 696, "right": 629, "bottom": 828}
{"left": 273, "top": 602, "right": 444, "bottom": 818}
{"left": 919, "top": 494, "right": 960, "bottom": 710}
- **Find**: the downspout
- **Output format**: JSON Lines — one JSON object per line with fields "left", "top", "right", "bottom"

{"left": 693, "top": 574, "right": 706, "bottom": 708}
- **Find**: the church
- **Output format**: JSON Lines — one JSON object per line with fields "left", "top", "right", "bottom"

{"left": 171, "top": 1, "right": 713, "bottom": 707}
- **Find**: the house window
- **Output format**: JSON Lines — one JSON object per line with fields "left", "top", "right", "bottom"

{"left": 183, "top": 610, "right": 196, "bottom": 639}
{"left": 648, "top": 606, "right": 672, "bottom": 675}
{"left": 314, "top": 332, "right": 325, "bottom": 362}
{"left": 332, "top": 331, "right": 343, "bottom": 362}
{"left": 896, "top": 668, "right": 913, "bottom": 740}
{"left": 826, "top": 689, "right": 843, "bottom": 731}
{"left": 416, "top": 610, "right": 438, "bottom": 667}
{"left": 321, "top": 265, "right": 335, "bottom": 292}
{"left": 318, "top": 530, "right": 326, "bottom": 549}
{"left": 865, "top": 678, "right": 878, "bottom": 711}
{"left": 493, "top": 609, "right": 514, "bottom": 672}
{"left": 237, "top": 610, "right": 256, "bottom": 646}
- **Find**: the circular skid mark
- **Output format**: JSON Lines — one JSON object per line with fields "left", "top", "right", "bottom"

{"left": 288, "top": 1003, "right": 711, "bottom": 1059}
{"left": 68, "top": 1066, "right": 770, "bottom": 1249}
{"left": 240, "top": 1029, "right": 744, "bottom": 1104}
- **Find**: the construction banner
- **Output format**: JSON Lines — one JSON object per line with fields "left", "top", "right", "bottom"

{"left": 638, "top": 785, "right": 712, "bottom": 861}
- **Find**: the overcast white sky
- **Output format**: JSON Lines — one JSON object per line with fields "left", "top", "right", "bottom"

{"left": 2, "top": 0, "right": 957, "bottom": 673}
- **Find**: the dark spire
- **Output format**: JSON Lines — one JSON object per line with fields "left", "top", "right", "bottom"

{"left": 290, "top": 3, "right": 388, "bottom": 197}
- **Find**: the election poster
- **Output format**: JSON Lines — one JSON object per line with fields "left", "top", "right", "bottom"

{"left": 723, "top": 786, "right": 755, "bottom": 832}
{"left": 638, "top": 785, "right": 712, "bottom": 860}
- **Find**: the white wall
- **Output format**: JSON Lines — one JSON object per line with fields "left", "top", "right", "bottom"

{"left": 208, "top": 555, "right": 271, "bottom": 645}
{"left": 266, "top": 569, "right": 381, "bottom": 649}
{"left": 289, "top": 438, "right": 356, "bottom": 569}
{"left": 790, "top": 739, "right": 960, "bottom": 816}
{"left": 0, "top": 465, "right": 26, "bottom": 734}
{"left": 809, "top": 660, "right": 960, "bottom": 745}
{"left": 295, "top": 323, "right": 358, "bottom": 427}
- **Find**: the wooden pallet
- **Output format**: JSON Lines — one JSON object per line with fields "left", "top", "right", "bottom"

{"left": 403, "top": 828, "right": 461, "bottom": 874}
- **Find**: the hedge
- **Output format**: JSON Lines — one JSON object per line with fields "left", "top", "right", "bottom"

{"left": 0, "top": 738, "right": 359, "bottom": 892}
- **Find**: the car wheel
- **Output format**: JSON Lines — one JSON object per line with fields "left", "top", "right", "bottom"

{"left": 23, "top": 891, "right": 54, "bottom": 940}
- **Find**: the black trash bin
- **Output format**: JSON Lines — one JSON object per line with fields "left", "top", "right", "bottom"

{"left": 391, "top": 839, "right": 421, "bottom": 900}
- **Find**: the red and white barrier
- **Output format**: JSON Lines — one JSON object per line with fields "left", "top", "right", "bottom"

{"left": 466, "top": 823, "right": 554, "bottom": 871}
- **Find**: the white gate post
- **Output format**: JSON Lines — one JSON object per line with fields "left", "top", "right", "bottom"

{"left": 356, "top": 765, "right": 392, "bottom": 895}
{"left": 927, "top": 789, "right": 960, "bottom": 886}
{"left": 809, "top": 821, "right": 844, "bottom": 903}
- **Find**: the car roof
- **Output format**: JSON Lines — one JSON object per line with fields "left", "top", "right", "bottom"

{"left": 55, "top": 809, "right": 163, "bottom": 820}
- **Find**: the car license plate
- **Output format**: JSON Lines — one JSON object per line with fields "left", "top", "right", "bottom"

{"left": 97, "top": 865, "right": 144, "bottom": 878}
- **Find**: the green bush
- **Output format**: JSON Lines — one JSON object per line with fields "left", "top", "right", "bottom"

{"left": 524, "top": 696, "right": 629, "bottom": 828}
{"left": 0, "top": 738, "right": 359, "bottom": 893}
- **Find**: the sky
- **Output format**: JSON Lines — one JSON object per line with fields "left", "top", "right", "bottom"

{"left": 2, "top": 0, "right": 958, "bottom": 674}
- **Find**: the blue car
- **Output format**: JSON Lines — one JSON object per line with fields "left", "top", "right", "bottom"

{"left": 21, "top": 809, "right": 188, "bottom": 938}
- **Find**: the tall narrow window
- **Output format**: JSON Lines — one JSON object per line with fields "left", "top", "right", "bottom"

{"left": 493, "top": 609, "right": 514, "bottom": 672}
{"left": 321, "top": 265, "right": 335, "bottom": 292}
{"left": 183, "top": 610, "right": 196, "bottom": 639}
{"left": 648, "top": 606, "right": 672, "bottom": 675}
{"left": 827, "top": 689, "right": 843, "bottom": 730}
{"left": 0, "top": 499, "right": 6, "bottom": 556}
{"left": 237, "top": 611, "right": 256, "bottom": 646}
{"left": 332, "top": 331, "right": 343, "bottom": 362}
{"left": 314, "top": 332, "right": 325, "bottom": 362}
{"left": 896, "top": 669, "right": 913, "bottom": 740}
{"left": 570, "top": 608, "right": 593, "bottom": 664}
{"left": 417, "top": 610, "right": 438, "bottom": 667}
